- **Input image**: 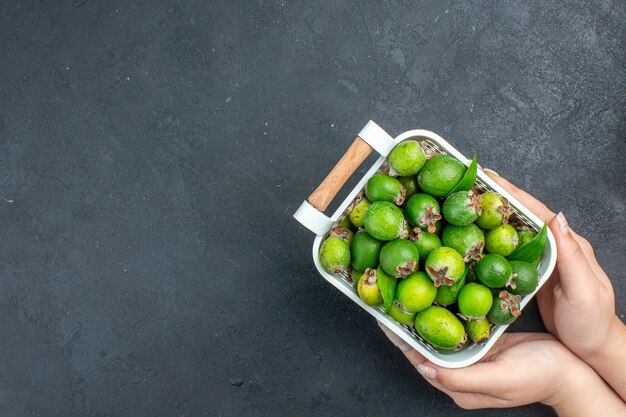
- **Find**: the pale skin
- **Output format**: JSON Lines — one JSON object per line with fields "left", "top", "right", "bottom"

{"left": 379, "top": 170, "right": 626, "bottom": 414}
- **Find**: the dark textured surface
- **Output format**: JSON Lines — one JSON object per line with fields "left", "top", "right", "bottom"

{"left": 0, "top": 0, "right": 624, "bottom": 416}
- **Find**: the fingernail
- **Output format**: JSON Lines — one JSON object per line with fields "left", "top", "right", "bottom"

{"left": 483, "top": 168, "right": 500, "bottom": 177}
{"left": 556, "top": 212, "right": 569, "bottom": 235}
{"left": 416, "top": 363, "right": 438, "bottom": 380}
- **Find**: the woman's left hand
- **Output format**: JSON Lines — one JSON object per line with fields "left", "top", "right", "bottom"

{"left": 378, "top": 323, "right": 626, "bottom": 415}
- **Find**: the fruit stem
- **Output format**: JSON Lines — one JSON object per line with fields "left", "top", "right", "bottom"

{"left": 364, "top": 268, "right": 378, "bottom": 286}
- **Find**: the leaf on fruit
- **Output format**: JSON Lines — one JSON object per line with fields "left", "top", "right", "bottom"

{"left": 446, "top": 155, "right": 478, "bottom": 197}
{"left": 377, "top": 267, "right": 397, "bottom": 314}
{"left": 508, "top": 224, "right": 547, "bottom": 264}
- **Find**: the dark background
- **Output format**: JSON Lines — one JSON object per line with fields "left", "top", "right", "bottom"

{"left": 1, "top": 0, "right": 624, "bottom": 416}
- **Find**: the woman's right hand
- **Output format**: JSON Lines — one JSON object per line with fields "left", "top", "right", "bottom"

{"left": 482, "top": 169, "right": 626, "bottom": 400}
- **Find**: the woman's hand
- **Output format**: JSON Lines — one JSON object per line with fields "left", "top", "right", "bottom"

{"left": 482, "top": 169, "right": 626, "bottom": 400}
{"left": 379, "top": 324, "right": 626, "bottom": 415}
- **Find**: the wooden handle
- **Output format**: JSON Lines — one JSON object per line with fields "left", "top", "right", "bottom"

{"left": 308, "top": 137, "right": 373, "bottom": 212}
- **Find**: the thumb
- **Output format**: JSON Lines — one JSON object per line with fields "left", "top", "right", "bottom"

{"left": 416, "top": 361, "right": 504, "bottom": 394}
{"left": 548, "top": 212, "right": 596, "bottom": 296}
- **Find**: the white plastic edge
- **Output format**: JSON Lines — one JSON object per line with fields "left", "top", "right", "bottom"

{"left": 293, "top": 120, "right": 395, "bottom": 235}
{"left": 358, "top": 120, "right": 396, "bottom": 156}
{"left": 293, "top": 200, "right": 335, "bottom": 236}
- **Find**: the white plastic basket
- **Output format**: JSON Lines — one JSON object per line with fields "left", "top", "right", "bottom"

{"left": 293, "top": 121, "right": 557, "bottom": 368}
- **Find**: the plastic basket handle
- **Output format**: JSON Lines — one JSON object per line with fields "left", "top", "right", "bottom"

{"left": 293, "top": 121, "right": 396, "bottom": 235}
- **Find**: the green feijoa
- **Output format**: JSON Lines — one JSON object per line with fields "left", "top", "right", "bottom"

{"left": 404, "top": 193, "right": 442, "bottom": 234}
{"left": 457, "top": 283, "right": 493, "bottom": 320}
{"left": 329, "top": 226, "right": 354, "bottom": 246}
{"left": 364, "top": 201, "right": 408, "bottom": 241}
{"left": 466, "top": 256, "right": 483, "bottom": 282}
{"left": 352, "top": 269, "right": 364, "bottom": 287}
{"left": 365, "top": 174, "right": 406, "bottom": 205}
{"left": 475, "top": 192, "right": 513, "bottom": 230}
{"left": 397, "top": 176, "right": 419, "bottom": 198}
{"left": 409, "top": 229, "right": 442, "bottom": 262}
{"left": 507, "top": 260, "right": 539, "bottom": 296}
{"left": 425, "top": 247, "right": 466, "bottom": 287}
{"left": 380, "top": 239, "right": 419, "bottom": 278}
{"left": 487, "top": 291, "right": 522, "bottom": 325}
{"left": 417, "top": 155, "right": 467, "bottom": 198}
{"left": 319, "top": 237, "right": 350, "bottom": 274}
{"left": 414, "top": 306, "right": 467, "bottom": 350}
{"left": 389, "top": 140, "right": 426, "bottom": 176}
{"left": 396, "top": 271, "right": 437, "bottom": 313}
{"left": 476, "top": 254, "right": 513, "bottom": 288}
{"left": 441, "top": 223, "right": 485, "bottom": 263}
{"left": 337, "top": 215, "right": 356, "bottom": 232}
{"left": 349, "top": 199, "right": 371, "bottom": 228}
{"left": 442, "top": 190, "right": 482, "bottom": 226}
{"left": 517, "top": 228, "right": 537, "bottom": 247}
{"left": 464, "top": 317, "right": 490, "bottom": 344}
{"left": 434, "top": 285, "right": 456, "bottom": 306}
{"left": 435, "top": 275, "right": 465, "bottom": 306}
{"left": 357, "top": 268, "right": 384, "bottom": 307}
{"left": 388, "top": 301, "right": 417, "bottom": 325}
{"left": 350, "top": 231, "right": 383, "bottom": 272}
{"left": 485, "top": 224, "right": 519, "bottom": 257}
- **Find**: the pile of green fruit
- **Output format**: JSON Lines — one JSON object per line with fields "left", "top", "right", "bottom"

{"left": 318, "top": 140, "right": 548, "bottom": 351}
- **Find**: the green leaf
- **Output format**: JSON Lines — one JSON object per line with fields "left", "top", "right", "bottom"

{"left": 508, "top": 224, "right": 548, "bottom": 263}
{"left": 377, "top": 267, "right": 397, "bottom": 313}
{"left": 446, "top": 155, "right": 478, "bottom": 197}
{"left": 530, "top": 256, "right": 542, "bottom": 269}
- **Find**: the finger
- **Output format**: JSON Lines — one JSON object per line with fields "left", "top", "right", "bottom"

{"left": 482, "top": 172, "right": 609, "bottom": 279}
{"left": 418, "top": 333, "right": 555, "bottom": 396}
{"left": 403, "top": 349, "right": 427, "bottom": 368}
{"left": 379, "top": 319, "right": 502, "bottom": 394}
{"left": 494, "top": 331, "right": 554, "bottom": 346}
{"left": 482, "top": 170, "right": 555, "bottom": 220}
{"left": 569, "top": 230, "right": 601, "bottom": 269}
{"left": 415, "top": 360, "right": 507, "bottom": 395}
{"left": 421, "top": 378, "right": 509, "bottom": 410}
{"left": 378, "top": 322, "right": 429, "bottom": 369}
{"left": 448, "top": 392, "right": 512, "bottom": 410}
{"left": 568, "top": 231, "right": 613, "bottom": 291}
{"left": 377, "top": 321, "right": 415, "bottom": 353}
{"left": 379, "top": 320, "right": 509, "bottom": 391}
{"left": 570, "top": 231, "right": 594, "bottom": 259}
{"left": 483, "top": 170, "right": 611, "bottom": 285}
{"left": 536, "top": 277, "right": 558, "bottom": 334}
{"left": 482, "top": 171, "right": 604, "bottom": 267}
{"left": 548, "top": 212, "right": 599, "bottom": 297}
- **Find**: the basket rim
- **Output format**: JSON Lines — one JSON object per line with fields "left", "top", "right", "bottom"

{"left": 309, "top": 128, "right": 557, "bottom": 368}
